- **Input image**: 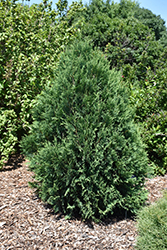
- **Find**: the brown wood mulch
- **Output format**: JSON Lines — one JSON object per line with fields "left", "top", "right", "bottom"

{"left": 0, "top": 155, "right": 167, "bottom": 250}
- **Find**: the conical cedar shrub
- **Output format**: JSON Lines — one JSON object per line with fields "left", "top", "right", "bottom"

{"left": 21, "top": 40, "right": 149, "bottom": 221}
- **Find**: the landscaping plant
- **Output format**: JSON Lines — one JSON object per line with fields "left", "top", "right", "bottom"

{"left": 136, "top": 192, "right": 167, "bottom": 250}
{"left": 77, "top": 0, "right": 167, "bottom": 175}
{"left": 0, "top": 0, "right": 84, "bottom": 169}
{"left": 21, "top": 40, "right": 149, "bottom": 221}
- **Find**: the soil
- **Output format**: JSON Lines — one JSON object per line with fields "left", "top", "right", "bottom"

{"left": 0, "top": 155, "right": 167, "bottom": 250}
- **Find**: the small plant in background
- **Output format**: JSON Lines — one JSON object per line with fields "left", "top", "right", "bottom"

{"left": 21, "top": 40, "right": 149, "bottom": 222}
{"left": 136, "top": 192, "right": 167, "bottom": 250}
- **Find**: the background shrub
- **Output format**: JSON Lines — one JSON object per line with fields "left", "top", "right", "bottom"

{"left": 136, "top": 192, "right": 167, "bottom": 250}
{"left": 130, "top": 56, "right": 167, "bottom": 175}
{"left": 71, "top": 0, "right": 167, "bottom": 175}
{"left": 21, "top": 40, "right": 149, "bottom": 221}
{"left": 0, "top": 0, "right": 84, "bottom": 169}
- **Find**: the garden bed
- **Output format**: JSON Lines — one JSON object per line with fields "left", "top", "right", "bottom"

{"left": 0, "top": 156, "right": 167, "bottom": 249}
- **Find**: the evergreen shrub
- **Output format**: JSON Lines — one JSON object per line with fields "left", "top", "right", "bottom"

{"left": 74, "top": 0, "right": 167, "bottom": 174}
{"left": 136, "top": 192, "right": 167, "bottom": 250}
{"left": 21, "top": 40, "right": 149, "bottom": 221}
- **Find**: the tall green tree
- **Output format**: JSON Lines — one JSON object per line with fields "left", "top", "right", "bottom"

{"left": 134, "top": 7, "right": 167, "bottom": 43}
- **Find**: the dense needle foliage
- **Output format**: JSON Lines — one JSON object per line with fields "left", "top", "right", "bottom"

{"left": 21, "top": 40, "right": 148, "bottom": 221}
{"left": 76, "top": 0, "right": 167, "bottom": 175}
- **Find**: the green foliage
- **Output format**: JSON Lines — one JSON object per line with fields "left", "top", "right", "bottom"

{"left": 79, "top": 0, "right": 164, "bottom": 80}
{"left": 136, "top": 192, "right": 167, "bottom": 250}
{"left": 116, "top": 0, "right": 139, "bottom": 19}
{"left": 130, "top": 50, "right": 167, "bottom": 175}
{"left": 0, "top": 110, "right": 18, "bottom": 161}
{"left": 74, "top": 0, "right": 167, "bottom": 174}
{"left": 21, "top": 40, "right": 148, "bottom": 221}
{"left": 141, "top": 112, "right": 167, "bottom": 175}
{"left": 0, "top": 0, "right": 84, "bottom": 168}
{"left": 76, "top": 0, "right": 137, "bottom": 50}
{"left": 134, "top": 6, "right": 167, "bottom": 43}
{"left": 104, "top": 18, "right": 157, "bottom": 77}
{"left": 1, "top": 0, "right": 166, "bottom": 176}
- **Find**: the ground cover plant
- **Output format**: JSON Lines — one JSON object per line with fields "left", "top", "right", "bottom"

{"left": 136, "top": 192, "right": 167, "bottom": 250}
{"left": 21, "top": 40, "right": 149, "bottom": 222}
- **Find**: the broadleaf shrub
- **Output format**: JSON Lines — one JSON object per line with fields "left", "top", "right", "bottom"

{"left": 21, "top": 40, "right": 149, "bottom": 221}
{"left": 136, "top": 192, "right": 167, "bottom": 250}
{"left": 0, "top": 0, "right": 84, "bottom": 169}
{"left": 130, "top": 57, "right": 167, "bottom": 175}
{"left": 141, "top": 111, "right": 167, "bottom": 175}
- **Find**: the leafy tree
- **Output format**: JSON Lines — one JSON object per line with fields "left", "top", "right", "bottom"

{"left": 77, "top": 0, "right": 166, "bottom": 78}
{"left": 21, "top": 40, "right": 149, "bottom": 221}
{"left": 116, "top": 0, "right": 139, "bottom": 19}
{"left": 104, "top": 18, "right": 158, "bottom": 79}
{"left": 134, "top": 7, "right": 167, "bottom": 42}
{"left": 78, "top": 0, "right": 162, "bottom": 80}
{"left": 0, "top": 0, "right": 84, "bottom": 169}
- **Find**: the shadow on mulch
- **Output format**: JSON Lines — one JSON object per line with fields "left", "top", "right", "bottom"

{"left": 2, "top": 154, "right": 25, "bottom": 172}
{"left": 2, "top": 155, "right": 135, "bottom": 227}
{"left": 42, "top": 202, "right": 134, "bottom": 229}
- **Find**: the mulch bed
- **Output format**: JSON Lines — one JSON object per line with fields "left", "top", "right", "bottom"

{"left": 0, "top": 155, "right": 167, "bottom": 249}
